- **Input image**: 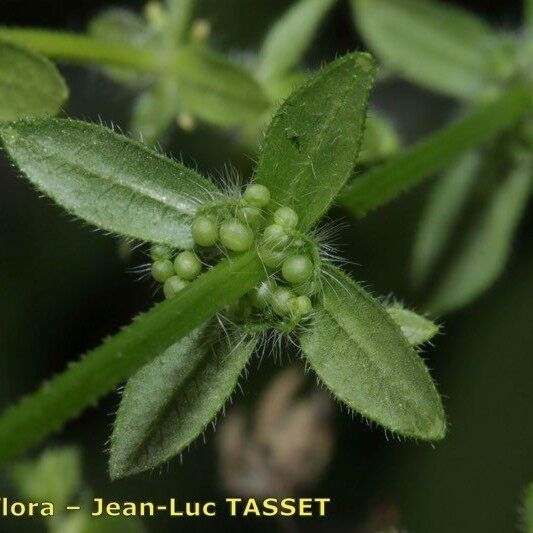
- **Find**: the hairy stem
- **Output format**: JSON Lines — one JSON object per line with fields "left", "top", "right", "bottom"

{"left": 340, "top": 86, "right": 533, "bottom": 216}
{"left": 0, "top": 252, "right": 265, "bottom": 466}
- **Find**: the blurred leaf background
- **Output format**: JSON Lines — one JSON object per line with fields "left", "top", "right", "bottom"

{"left": 0, "top": 0, "right": 531, "bottom": 532}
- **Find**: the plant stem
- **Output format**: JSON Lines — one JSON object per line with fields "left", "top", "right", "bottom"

{"left": 340, "top": 86, "right": 533, "bottom": 216}
{"left": 0, "top": 28, "right": 161, "bottom": 71}
{"left": 0, "top": 252, "right": 265, "bottom": 466}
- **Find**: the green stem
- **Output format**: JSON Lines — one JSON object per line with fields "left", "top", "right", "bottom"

{"left": 0, "top": 252, "right": 265, "bottom": 466}
{"left": 0, "top": 28, "right": 161, "bottom": 71}
{"left": 340, "top": 86, "right": 533, "bottom": 217}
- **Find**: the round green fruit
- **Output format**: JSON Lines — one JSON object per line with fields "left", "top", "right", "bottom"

{"left": 274, "top": 206, "right": 298, "bottom": 229}
{"left": 192, "top": 215, "right": 218, "bottom": 247}
{"left": 288, "top": 295, "right": 313, "bottom": 317}
{"left": 151, "top": 259, "right": 175, "bottom": 282}
{"left": 281, "top": 254, "right": 314, "bottom": 284}
{"left": 271, "top": 287, "right": 294, "bottom": 316}
{"left": 174, "top": 251, "right": 202, "bottom": 280}
{"left": 262, "top": 224, "right": 289, "bottom": 250}
{"left": 220, "top": 220, "right": 254, "bottom": 252}
{"left": 163, "top": 276, "right": 190, "bottom": 299}
{"left": 243, "top": 183, "right": 271, "bottom": 208}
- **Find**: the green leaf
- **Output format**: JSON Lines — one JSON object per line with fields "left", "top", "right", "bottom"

{"left": 10, "top": 447, "right": 81, "bottom": 508}
{"left": 0, "top": 41, "right": 67, "bottom": 121}
{"left": 255, "top": 52, "right": 375, "bottom": 231}
{"left": 88, "top": 8, "right": 153, "bottom": 86}
{"left": 412, "top": 151, "right": 481, "bottom": 286}
{"left": 340, "top": 86, "right": 533, "bottom": 217}
{"left": 165, "top": 0, "right": 196, "bottom": 44}
{"left": 0, "top": 118, "right": 218, "bottom": 248}
{"left": 386, "top": 304, "right": 440, "bottom": 347}
{"left": 0, "top": 251, "right": 265, "bottom": 466}
{"left": 299, "top": 266, "right": 446, "bottom": 440}
{"left": 524, "top": 483, "right": 533, "bottom": 533}
{"left": 174, "top": 47, "right": 270, "bottom": 126}
{"left": 427, "top": 158, "right": 532, "bottom": 314}
{"left": 110, "top": 328, "right": 258, "bottom": 478}
{"left": 131, "top": 79, "right": 178, "bottom": 145}
{"left": 353, "top": 0, "right": 500, "bottom": 100}
{"left": 358, "top": 113, "right": 400, "bottom": 165}
{"left": 257, "top": 0, "right": 336, "bottom": 82}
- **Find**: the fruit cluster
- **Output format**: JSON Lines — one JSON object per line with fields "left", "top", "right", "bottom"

{"left": 149, "top": 184, "right": 321, "bottom": 330}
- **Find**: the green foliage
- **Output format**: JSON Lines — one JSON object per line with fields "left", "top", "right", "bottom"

{"left": 0, "top": 118, "right": 218, "bottom": 248}
{"left": 299, "top": 266, "right": 445, "bottom": 440}
{"left": 10, "top": 447, "right": 81, "bottom": 509}
{"left": 255, "top": 52, "right": 375, "bottom": 230}
{"left": 0, "top": 252, "right": 264, "bottom": 466}
{"left": 340, "top": 87, "right": 533, "bottom": 217}
{"left": 110, "top": 328, "right": 258, "bottom": 478}
{"left": 0, "top": 41, "right": 67, "bottom": 121}
{"left": 353, "top": 0, "right": 503, "bottom": 100}
{"left": 412, "top": 151, "right": 481, "bottom": 286}
{"left": 427, "top": 157, "right": 532, "bottom": 314}
{"left": 131, "top": 80, "right": 178, "bottom": 145}
{"left": 386, "top": 304, "right": 440, "bottom": 347}
{"left": 88, "top": 8, "right": 154, "bottom": 86}
{"left": 257, "top": 0, "right": 336, "bottom": 83}
{"left": 358, "top": 114, "right": 400, "bottom": 165}
{"left": 173, "top": 47, "right": 271, "bottom": 126}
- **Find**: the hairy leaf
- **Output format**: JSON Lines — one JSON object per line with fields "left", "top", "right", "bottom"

{"left": 353, "top": 0, "right": 499, "bottom": 100}
{"left": 10, "top": 447, "right": 81, "bottom": 509}
{"left": 110, "top": 329, "right": 258, "bottom": 478}
{"left": 255, "top": 52, "right": 375, "bottom": 231}
{"left": 0, "top": 118, "right": 218, "bottom": 248}
{"left": 299, "top": 266, "right": 445, "bottom": 440}
{"left": 0, "top": 252, "right": 265, "bottom": 466}
{"left": 340, "top": 87, "right": 533, "bottom": 216}
{"left": 427, "top": 158, "right": 532, "bottom": 314}
{"left": 174, "top": 47, "right": 270, "bottom": 126}
{"left": 257, "top": 0, "right": 336, "bottom": 82}
{"left": 412, "top": 151, "right": 481, "bottom": 286}
{"left": 0, "top": 41, "right": 67, "bottom": 121}
{"left": 387, "top": 305, "right": 440, "bottom": 347}
{"left": 132, "top": 79, "right": 178, "bottom": 145}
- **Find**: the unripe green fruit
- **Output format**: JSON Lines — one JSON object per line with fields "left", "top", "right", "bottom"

{"left": 163, "top": 276, "right": 190, "bottom": 299}
{"left": 220, "top": 220, "right": 254, "bottom": 252}
{"left": 262, "top": 224, "right": 289, "bottom": 250}
{"left": 243, "top": 183, "right": 271, "bottom": 207}
{"left": 288, "top": 295, "right": 313, "bottom": 317}
{"left": 151, "top": 259, "right": 175, "bottom": 282}
{"left": 281, "top": 254, "right": 314, "bottom": 284}
{"left": 174, "top": 251, "right": 202, "bottom": 280}
{"left": 238, "top": 205, "right": 263, "bottom": 228}
{"left": 271, "top": 287, "right": 294, "bottom": 316}
{"left": 192, "top": 215, "right": 218, "bottom": 247}
{"left": 150, "top": 243, "right": 171, "bottom": 261}
{"left": 249, "top": 280, "right": 275, "bottom": 309}
{"left": 274, "top": 206, "right": 298, "bottom": 229}
{"left": 259, "top": 248, "right": 286, "bottom": 269}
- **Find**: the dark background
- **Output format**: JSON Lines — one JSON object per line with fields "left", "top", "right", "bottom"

{"left": 0, "top": 1, "right": 531, "bottom": 532}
